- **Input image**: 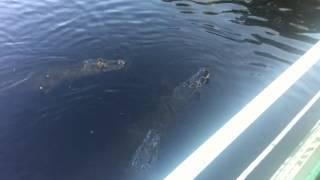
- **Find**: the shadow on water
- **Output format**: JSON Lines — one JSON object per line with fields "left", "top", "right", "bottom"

{"left": 0, "top": 0, "right": 319, "bottom": 179}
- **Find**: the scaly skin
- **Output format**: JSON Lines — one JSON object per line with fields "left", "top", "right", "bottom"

{"left": 127, "top": 67, "right": 210, "bottom": 179}
{"left": 30, "top": 58, "right": 126, "bottom": 93}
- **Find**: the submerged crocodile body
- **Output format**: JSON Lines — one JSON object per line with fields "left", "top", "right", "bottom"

{"left": 30, "top": 58, "right": 126, "bottom": 92}
{"left": 131, "top": 129, "right": 161, "bottom": 170}
{"left": 128, "top": 68, "right": 210, "bottom": 179}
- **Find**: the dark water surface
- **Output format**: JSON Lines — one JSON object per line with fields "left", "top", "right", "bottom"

{"left": 0, "top": 0, "right": 319, "bottom": 179}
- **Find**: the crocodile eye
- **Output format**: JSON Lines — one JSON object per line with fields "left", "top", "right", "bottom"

{"left": 118, "top": 59, "right": 126, "bottom": 65}
{"left": 200, "top": 77, "right": 207, "bottom": 83}
{"left": 97, "top": 58, "right": 104, "bottom": 62}
{"left": 203, "top": 70, "right": 209, "bottom": 77}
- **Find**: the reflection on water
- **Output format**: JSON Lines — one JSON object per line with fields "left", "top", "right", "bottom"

{"left": 0, "top": 0, "right": 319, "bottom": 179}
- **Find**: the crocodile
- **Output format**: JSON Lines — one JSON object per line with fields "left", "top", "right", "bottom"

{"left": 131, "top": 129, "right": 161, "bottom": 170}
{"left": 169, "top": 67, "right": 210, "bottom": 113}
{"left": 30, "top": 58, "right": 126, "bottom": 93}
{"left": 127, "top": 67, "right": 210, "bottom": 179}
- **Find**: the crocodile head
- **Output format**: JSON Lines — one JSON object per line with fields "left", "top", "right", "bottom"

{"left": 171, "top": 67, "right": 210, "bottom": 108}
{"left": 183, "top": 67, "right": 210, "bottom": 89}
{"left": 82, "top": 58, "right": 126, "bottom": 73}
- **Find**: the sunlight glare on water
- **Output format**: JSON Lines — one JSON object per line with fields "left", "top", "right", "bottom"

{"left": 0, "top": 0, "right": 319, "bottom": 179}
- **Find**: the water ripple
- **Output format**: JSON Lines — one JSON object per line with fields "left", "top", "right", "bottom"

{"left": 0, "top": 0, "right": 319, "bottom": 179}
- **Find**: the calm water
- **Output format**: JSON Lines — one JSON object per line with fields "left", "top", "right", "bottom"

{"left": 0, "top": 0, "right": 319, "bottom": 179}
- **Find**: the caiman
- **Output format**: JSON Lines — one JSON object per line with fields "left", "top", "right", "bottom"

{"left": 127, "top": 68, "right": 210, "bottom": 179}
{"left": 29, "top": 58, "right": 126, "bottom": 93}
